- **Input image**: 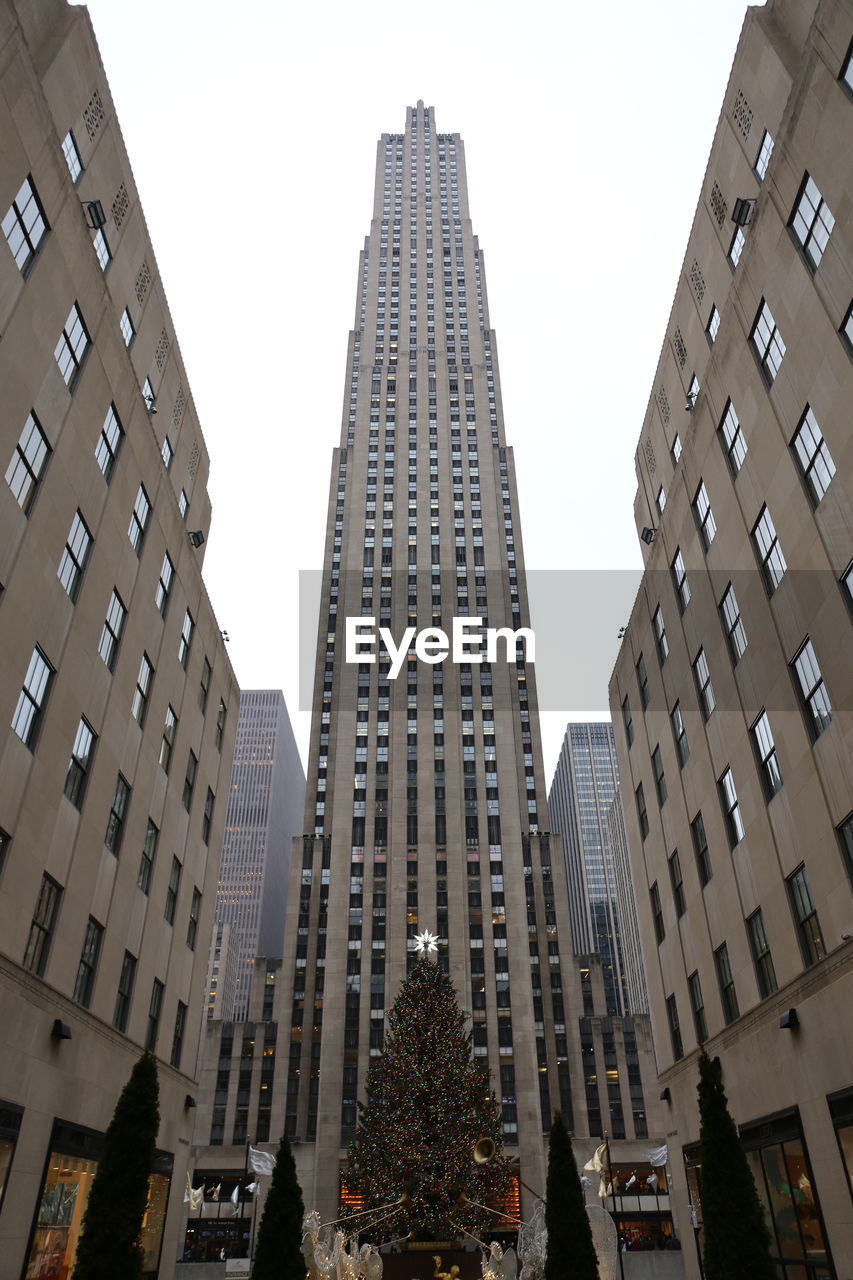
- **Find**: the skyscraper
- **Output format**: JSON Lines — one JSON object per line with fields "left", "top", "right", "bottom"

{"left": 608, "top": 0, "right": 853, "bottom": 1273}
{"left": 548, "top": 723, "right": 647, "bottom": 1016}
{"left": 215, "top": 689, "right": 305, "bottom": 1018}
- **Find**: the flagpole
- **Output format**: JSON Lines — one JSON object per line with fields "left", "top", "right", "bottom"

{"left": 604, "top": 1133, "right": 625, "bottom": 1280}
{"left": 240, "top": 1137, "right": 250, "bottom": 1257}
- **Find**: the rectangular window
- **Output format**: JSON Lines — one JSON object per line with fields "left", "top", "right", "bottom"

{"left": 652, "top": 745, "right": 667, "bottom": 806}
{"left": 719, "top": 399, "right": 747, "bottom": 475}
{"left": 199, "top": 658, "right": 212, "bottom": 712}
{"left": 57, "top": 511, "right": 92, "bottom": 602}
{"left": 171, "top": 1001, "right": 187, "bottom": 1069}
{"left": 131, "top": 653, "right": 153, "bottom": 726}
{"left": 160, "top": 705, "right": 178, "bottom": 773}
{"left": 692, "top": 648, "right": 716, "bottom": 720}
{"left": 728, "top": 226, "right": 745, "bottom": 268}
{"left": 54, "top": 303, "right": 90, "bottom": 390}
{"left": 788, "top": 865, "right": 825, "bottom": 966}
{"left": 671, "top": 547, "right": 690, "bottom": 611}
{"left": 146, "top": 979, "right": 164, "bottom": 1053}
{"left": 23, "top": 874, "right": 62, "bottom": 976}
{"left": 187, "top": 887, "right": 201, "bottom": 950}
{"left": 161, "top": 436, "right": 173, "bottom": 470}
{"left": 215, "top": 699, "right": 227, "bottom": 751}
{"left": 752, "top": 505, "right": 787, "bottom": 593}
{"left": 791, "top": 406, "right": 835, "bottom": 504}
{"left": 62, "top": 131, "right": 83, "bottom": 182}
{"left": 751, "top": 711, "right": 783, "bottom": 798}
{"left": 178, "top": 489, "right": 188, "bottom": 519}
{"left": 693, "top": 481, "right": 717, "bottom": 550}
{"left": 165, "top": 856, "right": 181, "bottom": 925}
{"left": 636, "top": 653, "right": 649, "bottom": 710}
{"left": 622, "top": 696, "right": 634, "bottom": 747}
{"left": 12, "top": 647, "right": 54, "bottom": 748}
{"left": 671, "top": 702, "right": 689, "bottom": 766}
{"left": 691, "top": 811, "right": 712, "bottom": 887}
{"left": 720, "top": 583, "right": 747, "bottom": 662}
{"left": 653, "top": 605, "right": 669, "bottom": 663}
{"left": 715, "top": 942, "right": 739, "bottom": 1024}
{"left": 202, "top": 788, "right": 214, "bottom": 845}
{"left": 6, "top": 412, "right": 50, "bottom": 513}
{"left": 138, "top": 819, "right": 158, "bottom": 894}
{"left": 792, "top": 639, "right": 832, "bottom": 738}
{"left": 635, "top": 783, "right": 649, "bottom": 840}
{"left": 178, "top": 610, "right": 194, "bottom": 669}
{"left": 64, "top": 717, "right": 96, "bottom": 809}
{"left": 104, "top": 773, "right": 130, "bottom": 854}
{"left": 2, "top": 175, "right": 48, "bottom": 274}
{"left": 650, "top": 882, "right": 664, "bottom": 943}
{"left": 666, "top": 994, "right": 683, "bottom": 1061}
{"left": 119, "top": 307, "right": 135, "bottom": 348}
{"left": 747, "top": 909, "right": 777, "bottom": 998}
{"left": 656, "top": 485, "right": 666, "bottom": 513}
{"left": 750, "top": 299, "right": 786, "bottom": 385}
{"left": 72, "top": 917, "right": 103, "bottom": 1007}
{"left": 95, "top": 404, "right": 123, "bottom": 481}
{"left": 155, "top": 553, "right": 174, "bottom": 617}
{"left": 113, "top": 950, "right": 136, "bottom": 1032}
{"left": 754, "top": 129, "right": 774, "bottom": 180}
{"left": 128, "top": 485, "right": 150, "bottom": 556}
{"left": 719, "top": 767, "right": 745, "bottom": 846}
{"left": 790, "top": 173, "right": 835, "bottom": 270}
{"left": 0, "top": 827, "right": 10, "bottom": 877}
{"left": 688, "top": 971, "right": 707, "bottom": 1042}
{"left": 92, "top": 228, "right": 110, "bottom": 271}
{"left": 686, "top": 372, "right": 700, "bottom": 409}
{"left": 97, "top": 590, "right": 126, "bottom": 671}
{"left": 670, "top": 433, "right": 682, "bottom": 466}
{"left": 669, "top": 850, "right": 686, "bottom": 918}
{"left": 838, "top": 813, "right": 853, "bottom": 886}
{"left": 706, "top": 305, "right": 721, "bottom": 344}
{"left": 182, "top": 752, "right": 197, "bottom": 811}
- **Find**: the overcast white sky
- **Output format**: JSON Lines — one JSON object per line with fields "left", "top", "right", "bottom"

{"left": 76, "top": 0, "right": 754, "bottom": 779}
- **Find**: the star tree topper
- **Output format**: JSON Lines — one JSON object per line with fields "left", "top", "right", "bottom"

{"left": 412, "top": 928, "right": 441, "bottom": 956}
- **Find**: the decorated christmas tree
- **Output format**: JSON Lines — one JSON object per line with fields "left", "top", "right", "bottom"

{"left": 344, "top": 946, "right": 515, "bottom": 1242}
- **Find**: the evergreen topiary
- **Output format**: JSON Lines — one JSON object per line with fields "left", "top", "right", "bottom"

{"left": 250, "top": 1134, "right": 306, "bottom": 1280}
{"left": 544, "top": 1112, "right": 598, "bottom": 1280}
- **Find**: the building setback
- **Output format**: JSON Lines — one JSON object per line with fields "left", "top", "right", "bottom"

{"left": 608, "top": 0, "right": 853, "bottom": 1275}
{"left": 215, "top": 689, "right": 305, "bottom": 1019}
{"left": 0, "top": 0, "right": 238, "bottom": 1274}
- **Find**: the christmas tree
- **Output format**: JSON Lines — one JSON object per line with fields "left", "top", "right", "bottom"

{"left": 250, "top": 1134, "right": 306, "bottom": 1280}
{"left": 697, "top": 1051, "right": 776, "bottom": 1280}
{"left": 544, "top": 1113, "right": 598, "bottom": 1280}
{"left": 71, "top": 1052, "right": 160, "bottom": 1280}
{"left": 344, "top": 951, "right": 514, "bottom": 1242}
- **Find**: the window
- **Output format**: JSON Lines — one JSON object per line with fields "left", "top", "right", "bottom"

{"left": 72, "top": 918, "right": 103, "bottom": 1008}
{"left": 199, "top": 657, "right": 212, "bottom": 712}
{"left": 787, "top": 865, "right": 825, "bottom": 966}
{"left": 635, "top": 783, "right": 649, "bottom": 840}
{"left": 138, "top": 819, "right": 158, "bottom": 894}
{"left": 23, "top": 874, "right": 62, "bottom": 976}
{"left": 127, "top": 485, "right": 150, "bottom": 556}
{"left": 171, "top": 1001, "right": 187, "bottom": 1069}
{"left": 728, "top": 226, "right": 745, "bottom": 268}
{"left": 719, "top": 767, "right": 745, "bottom": 846}
{"left": 178, "top": 610, "right": 194, "bottom": 669}
{"left": 706, "top": 305, "right": 721, "bottom": 344}
{"left": 843, "top": 38, "right": 853, "bottom": 92}
{"left": 621, "top": 696, "right": 634, "bottom": 747}
{"left": 6, "top": 412, "right": 50, "bottom": 513}
{"left": 146, "top": 979, "right": 164, "bottom": 1053}
{"left": 182, "top": 752, "right": 197, "bottom": 811}
{"left": 160, "top": 705, "right": 178, "bottom": 772}
{"left": 671, "top": 702, "right": 689, "bottom": 766}
{"left": 113, "top": 951, "right": 136, "bottom": 1032}
{"left": 693, "top": 481, "right": 717, "bottom": 550}
{"left": 92, "top": 228, "right": 110, "bottom": 271}
{"left": 843, "top": 300, "right": 853, "bottom": 351}
{"left": 791, "top": 406, "right": 835, "bottom": 504}
{"left": 187, "top": 888, "right": 201, "bottom": 950}
{"left": 686, "top": 972, "right": 708, "bottom": 1044}
{"left": 666, "top": 994, "right": 683, "bottom": 1061}
{"left": 750, "top": 299, "right": 786, "bottom": 385}
{"left": 670, "top": 433, "right": 682, "bottom": 466}
{"left": 751, "top": 711, "right": 783, "bottom": 798}
{"left": 844, "top": 561, "right": 853, "bottom": 609}
{"left": 669, "top": 850, "right": 686, "bottom": 918}
{"left": 160, "top": 436, "right": 173, "bottom": 470}
{"left": 691, "top": 811, "right": 712, "bottom": 887}
{"left": 2, "top": 175, "right": 48, "bottom": 274}
{"left": 165, "top": 856, "right": 181, "bottom": 924}
{"left": 652, "top": 606, "right": 668, "bottom": 664}
{"left": 692, "top": 648, "right": 716, "bottom": 720}
{"left": 790, "top": 173, "right": 835, "bottom": 271}
{"left": 752, "top": 505, "right": 787, "bottom": 594}
{"left": 131, "top": 653, "right": 153, "bottom": 726}
{"left": 215, "top": 699, "right": 227, "bottom": 751}
{"left": 95, "top": 405, "right": 123, "bottom": 481}
{"left": 686, "top": 372, "right": 700, "bottom": 408}
{"left": 652, "top": 746, "right": 667, "bottom": 806}
{"left": 104, "top": 773, "right": 130, "bottom": 854}
{"left": 58, "top": 511, "right": 92, "bottom": 602}
{"left": 178, "top": 489, "right": 188, "bottom": 519}
{"left": 119, "top": 307, "right": 135, "bottom": 348}
{"left": 650, "top": 882, "right": 664, "bottom": 943}
{"left": 97, "top": 590, "right": 126, "bottom": 671}
{"left": 671, "top": 548, "right": 690, "bottom": 612}
{"left": 202, "top": 788, "right": 214, "bottom": 845}
{"left": 0, "top": 827, "right": 10, "bottom": 877}
{"left": 718, "top": 399, "right": 747, "bottom": 475}
{"left": 64, "top": 718, "right": 96, "bottom": 810}
{"left": 155, "top": 553, "right": 174, "bottom": 617}
{"left": 12, "top": 647, "right": 53, "bottom": 748}
{"left": 636, "top": 653, "right": 649, "bottom": 709}
{"left": 720, "top": 583, "right": 747, "bottom": 662}
{"left": 747, "top": 909, "right": 777, "bottom": 998}
{"left": 656, "top": 486, "right": 666, "bottom": 513}
{"left": 792, "top": 639, "right": 832, "bottom": 738}
{"left": 715, "top": 943, "right": 739, "bottom": 1024}
{"left": 839, "top": 814, "right": 853, "bottom": 886}
{"left": 61, "top": 131, "right": 83, "bottom": 183}
{"left": 754, "top": 129, "right": 774, "bottom": 180}
{"left": 142, "top": 378, "right": 156, "bottom": 412}
{"left": 54, "top": 303, "right": 90, "bottom": 390}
